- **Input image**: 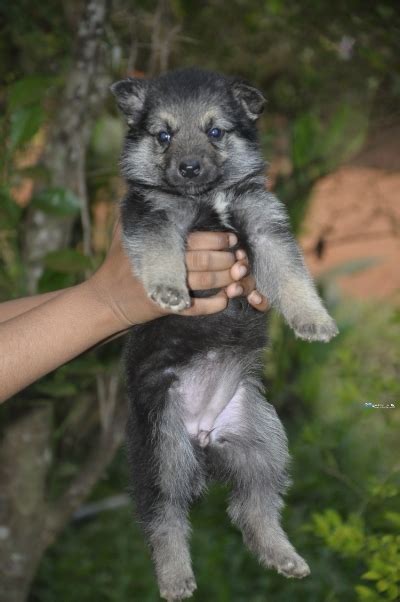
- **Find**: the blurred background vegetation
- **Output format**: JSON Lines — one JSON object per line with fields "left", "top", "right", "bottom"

{"left": 0, "top": 1, "right": 399, "bottom": 601}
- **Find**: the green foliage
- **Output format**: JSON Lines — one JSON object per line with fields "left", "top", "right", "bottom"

{"left": 8, "top": 75, "right": 56, "bottom": 109}
{"left": 310, "top": 510, "right": 365, "bottom": 557}
{"left": 310, "top": 509, "right": 400, "bottom": 601}
{"left": 31, "top": 187, "right": 82, "bottom": 217}
{"left": 0, "top": 186, "right": 24, "bottom": 299}
{"left": 292, "top": 105, "right": 366, "bottom": 173}
{"left": 4, "top": 75, "right": 57, "bottom": 155}
{"left": 10, "top": 105, "right": 44, "bottom": 149}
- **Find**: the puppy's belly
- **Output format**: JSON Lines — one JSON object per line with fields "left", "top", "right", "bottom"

{"left": 173, "top": 351, "right": 245, "bottom": 447}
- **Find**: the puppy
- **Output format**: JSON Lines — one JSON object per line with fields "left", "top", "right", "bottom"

{"left": 111, "top": 68, "right": 338, "bottom": 601}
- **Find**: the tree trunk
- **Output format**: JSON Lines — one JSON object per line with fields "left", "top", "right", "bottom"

{"left": 0, "top": 406, "right": 52, "bottom": 602}
{"left": 23, "top": 0, "right": 109, "bottom": 292}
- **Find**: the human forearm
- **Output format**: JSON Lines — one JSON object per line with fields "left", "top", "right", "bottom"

{"left": 0, "top": 282, "right": 122, "bottom": 402}
{"left": 0, "top": 289, "right": 68, "bottom": 323}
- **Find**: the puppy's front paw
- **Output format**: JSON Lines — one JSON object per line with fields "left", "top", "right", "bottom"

{"left": 149, "top": 284, "right": 191, "bottom": 312}
{"left": 291, "top": 312, "right": 338, "bottom": 343}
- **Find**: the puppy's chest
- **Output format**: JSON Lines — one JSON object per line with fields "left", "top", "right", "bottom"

{"left": 191, "top": 191, "right": 233, "bottom": 232}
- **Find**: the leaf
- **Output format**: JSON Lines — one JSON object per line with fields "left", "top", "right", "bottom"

{"left": 0, "top": 186, "right": 22, "bottom": 227}
{"left": 362, "top": 571, "right": 380, "bottom": 581}
{"left": 8, "top": 75, "right": 55, "bottom": 109}
{"left": 34, "top": 381, "right": 78, "bottom": 397}
{"left": 384, "top": 512, "right": 400, "bottom": 529}
{"left": 38, "top": 270, "right": 76, "bottom": 293}
{"left": 355, "top": 584, "right": 376, "bottom": 600}
{"left": 376, "top": 579, "right": 389, "bottom": 592}
{"left": 31, "top": 187, "right": 81, "bottom": 216}
{"left": 292, "top": 113, "right": 321, "bottom": 169}
{"left": 43, "top": 249, "right": 93, "bottom": 274}
{"left": 10, "top": 105, "right": 44, "bottom": 149}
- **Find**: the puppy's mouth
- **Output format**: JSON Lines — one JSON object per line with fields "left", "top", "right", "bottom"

{"left": 163, "top": 174, "right": 222, "bottom": 195}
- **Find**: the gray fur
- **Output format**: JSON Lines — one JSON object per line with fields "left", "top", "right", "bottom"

{"left": 114, "top": 68, "right": 337, "bottom": 600}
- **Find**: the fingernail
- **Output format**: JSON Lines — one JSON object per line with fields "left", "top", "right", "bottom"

{"left": 236, "top": 249, "right": 246, "bottom": 260}
{"left": 231, "top": 284, "right": 244, "bottom": 296}
{"left": 236, "top": 265, "right": 247, "bottom": 279}
{"left": 228, "top": 233, "right": 238, "bottom": 247}
{"left": 249, "top": 291, "right": 262, "bottom": 304}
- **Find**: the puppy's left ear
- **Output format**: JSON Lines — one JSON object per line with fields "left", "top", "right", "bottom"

{"left": 232, "top": 81, "right": 266, "bottom": 121}
{"left": 110, "top": 78, "right": 148, "bottom": 125}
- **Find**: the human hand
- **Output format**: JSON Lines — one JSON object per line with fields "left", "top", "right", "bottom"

{"left": 88, "top": 223, "right": 268, "bottom": 331}
{"left": 184, "top": 232, "right": 268, "bottom": 311}
{"left": 226, "top": 248, "right": 269, "bottom": 312}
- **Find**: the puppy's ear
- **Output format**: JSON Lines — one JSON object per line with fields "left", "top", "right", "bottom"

{"left": 232, "top": 81, "right": 266, "bottom": 121}
{"left": 110, "top": 78, "right": 148, "bottom": 125}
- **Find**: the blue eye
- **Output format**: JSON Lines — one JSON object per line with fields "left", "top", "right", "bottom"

{"left": 208, "top": 127, "right": 223, "bottom": 139}
{"left": 158, "top": 131, "right": 171, "bottom": 144}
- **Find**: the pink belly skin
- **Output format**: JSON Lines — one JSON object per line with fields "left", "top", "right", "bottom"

{"left": 172, "top": 352, "right": 246, "bottom": 447}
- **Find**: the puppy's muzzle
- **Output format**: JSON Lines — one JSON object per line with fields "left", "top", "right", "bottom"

{"left": 179, "top": 159, "right": 201, "bottom": 179}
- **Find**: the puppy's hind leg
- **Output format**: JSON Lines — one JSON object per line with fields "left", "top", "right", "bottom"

{"left": 147, "top": 500, "right": 197, "bottom": 601}
{"left": 209, "top": 381, "right": 310, "bottom": 579}
{"left": 128, "top": 394, "right": 203, "bottom": 601}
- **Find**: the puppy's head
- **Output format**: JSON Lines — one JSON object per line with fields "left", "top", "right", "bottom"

{"left": 111, "top": 68, "right": 266, "bottom": 193}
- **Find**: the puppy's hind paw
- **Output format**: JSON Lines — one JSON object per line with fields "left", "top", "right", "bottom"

{"left": 276, "top": 553, "right": 311, "bottom": 579}
{"left": 159, "top": 576, "right": 197, "bottom": 601}
{"left": 149, "top": 284, "right": 191, "bottom": 312}
{"left": 261, "top": 545, "right": 311, "bottom": 579}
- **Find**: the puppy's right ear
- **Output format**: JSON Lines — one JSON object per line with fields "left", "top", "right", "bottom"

{"left": 110, "top": 78, "right": 148, "bottom": 125}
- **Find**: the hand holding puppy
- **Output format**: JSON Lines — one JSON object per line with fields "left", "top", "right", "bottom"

{"left": 89, "top": 222, "right": 268, "bottom": 330}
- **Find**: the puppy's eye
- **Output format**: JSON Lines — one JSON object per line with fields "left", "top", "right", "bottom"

{"left": 157, "top": 131, "right": 172, "bottom": 144}
{"left": 208, "top": 127, "right": 224, "bottom": 140}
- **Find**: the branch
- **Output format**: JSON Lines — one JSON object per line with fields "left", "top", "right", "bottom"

{"left": 43, "top": 398, "right": 127, "bottom": 548}
{"left": 147, "top": 0, "right": 180, "bottom": 75}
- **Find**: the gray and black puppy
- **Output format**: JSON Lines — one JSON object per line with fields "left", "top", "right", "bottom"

{"left": 111, "top": 68, "right": 338, "bottom": 601}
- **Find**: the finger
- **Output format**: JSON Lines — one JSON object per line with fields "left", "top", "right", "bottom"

{"left": 182, "top": 291, "right": 228, "bottom": 316}
{"left": 225, "top": 274, "right": 269, "bottom": 312}
{"left": 230, "top": 259, "right": 248, "bottom": 281}
{"left": 225, "top": 283, "right": 244, "bottom": 298}
{"left": 225, "top": 274, "right": 254, "bottom": 298}
{"left": 237, "top": 274, "right": 256, "bottom": 296}
{"left": 186, "top": 250, "right": 235, "bottom": 272}
{"left": 235, "top": 249, "right": 247, "bottom": 261}
{"left": 187, "top": 269, "right": 234, "bottom": 290}
{"left": 187, "top": 231, "right": 237, "bottom": 251}
{"left": 247, "top": 290, "right": 269, "bottom": 312}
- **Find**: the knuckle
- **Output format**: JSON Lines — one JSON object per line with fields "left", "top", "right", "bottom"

{"left": 240, "top": 274, "right": 253, "bottom": 294}
{"left": 194, "top": 251, "right": 210, "bottom": 271}
{"left": 224, "top": 252, "right": 235, "bottom": 268}
{"left": 218, "top": 233, "right": 230, "bottom": 249}
{"left": 199, "top": 271, "right": 215, "bottom": 288}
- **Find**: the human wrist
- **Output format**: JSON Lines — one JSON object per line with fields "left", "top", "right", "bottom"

{"left": 79, "top": 278, "right": 131, "bottom": 337}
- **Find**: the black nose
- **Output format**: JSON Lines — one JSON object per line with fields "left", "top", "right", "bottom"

{"left": 179, "top": 159, "right": 201, "bottom": 179}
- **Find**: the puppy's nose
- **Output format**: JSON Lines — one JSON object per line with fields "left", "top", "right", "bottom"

{"left": 179, "top": 159, "right": 201, "bottom": 179}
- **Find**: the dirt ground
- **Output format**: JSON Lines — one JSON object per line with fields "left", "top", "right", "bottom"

{"left": 299, "top": 124, "right": 400, "bottom": 302}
